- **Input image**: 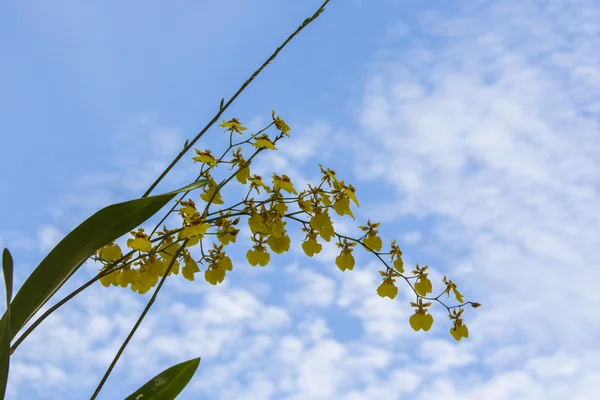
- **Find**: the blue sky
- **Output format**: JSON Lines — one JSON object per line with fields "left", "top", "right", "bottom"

{"left": 1, "top": 0, "right": 600, "bottom": 399}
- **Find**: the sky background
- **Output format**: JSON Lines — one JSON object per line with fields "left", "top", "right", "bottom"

{"left": 1, "top": 0, "right": 600, "bottom": 399}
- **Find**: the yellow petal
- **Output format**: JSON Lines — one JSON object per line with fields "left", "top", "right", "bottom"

{"left": 453, "top": 288, "right": 464, "bottom": 303}
{"left": 182, "top": 223, "right": 210, "bottom": 239}
{"left": 376, "top": 282, "right": 398, "bottom": 299}
{"left": 274, "top": 116, "right": 290, "bottom": 135}
{"left": 182, "top": 258, "right": 200, "bottom": 281}
{"left": 409, "top": 313, "right": 423, "bottom": 331}
{"left": 421, "top": 314, "right": 434, "bottom": 331}
{"left": 450, "top": 326, "right": 463, "bottom": 341}
{"left": 298, "top": 198, "right": 313, "bottom": 212}
{"left": 236, "top": 167, "right": 250, "bottom": 184}
{"left": 253, "top": 139, "right": 277, "bottom": 150}
{"left": 246, "top": 249, "right": 259, "bottom": 266}
{"left": 363, "top": 235, "right": 383, "bottom": 252}
{"left": 248, "top": 214, "right": 269, "bottom": 235}
{"left": 127, "top": 237, "right": 152, "bottom": 253}
{"left": 267, "top": 235, "right": 291, "bottom": 254}
{"left": 333, "top": 197, "right": 354, "bottom": 218}
{"left": 218, "top": 255, "right": 233, "bottom": 271}
{"left": 335, "top": 252, "right": 355, "bottom": 272}
{"left": 460, "top": 324, "right": 469, "bottom": 339}
{"left": 192, "top": 154, "right": 217, "bottom": 167}
{"left": 414, "top": 281, "right": 427, "bottom": 296}
{"left": 344, "top": 188, "right": 359, "bottom": 207}
{"left": 301, "top": 239, "right": 322, "bottom": 257}
{"left": 256, "top": 251, "right": 270, "bottom": 266}
{"left": 97, "top": 244, "right": 122, "bottom": 262}
{"left": 393, "top": 257, "right": 404, "bottom": 273}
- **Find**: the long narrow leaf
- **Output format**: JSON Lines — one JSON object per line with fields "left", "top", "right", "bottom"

{"left": 1, "top": 180, "right": 208, "bottom": 341}
{"left": 124, "top": 357, "right": 201, "bottom": 400}
{"left": 0, "top": 248, "right": 14, "bottom": 398}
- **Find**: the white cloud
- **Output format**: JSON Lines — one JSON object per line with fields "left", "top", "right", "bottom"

{"left": 9, "top": 1, "right": 600, "bottom": 399}
{"left": 284, "top": 264, "right": 337, "bottom": 307}
{"left": 277, "top": 121, "right": 334, "bottom": 163}
{"left": 37, "top": 225, "right": 62, "bottom": 252}
{"left": 350, "top": 0, "right": 600, "bottom": 397}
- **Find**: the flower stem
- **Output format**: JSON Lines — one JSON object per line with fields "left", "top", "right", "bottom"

{"left": 141, "top": 0, "right": 331, "bottom": 199}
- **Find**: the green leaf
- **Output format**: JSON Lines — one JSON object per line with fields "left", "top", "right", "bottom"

{"left": 0, "top": 248, "right": 14, "bottom": 399}
{"left": 124, "top": 357, "right": 201, "bottom": 400}
{"left": 1, "top": 180, "right": 209, "bottom": 342}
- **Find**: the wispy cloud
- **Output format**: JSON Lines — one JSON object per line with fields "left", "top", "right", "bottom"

{"left": 6, "top": 0, "right": 600, "bottom": 399}
{"left": 354, "top": 0, "right": 600, "bottom": 397}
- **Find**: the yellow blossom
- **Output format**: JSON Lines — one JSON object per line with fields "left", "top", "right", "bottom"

{"left": 414, "top": 275, "right": 433, "bottom": 296}
{"left": 205, "top": 267, "right": 226, "bottom": 285}
{"left": 272, "top": 110, "right": 291, "bottom": 136}
{"left": 319, "top": 192, "right": 331, "bottom": 206}
{"left": 453, "top": 287, "right": 464, "bottom": 303}
{"left": 319, "top": 164, "right": 339, "bottom": 184}
{"left": 218, "top": 255, "right": 233, "bottom": 271}
{"left": 335, "top": 251, "right": 355, "bottom": 272}
{"left": 253, "top": 135, "right": 277, "bottom": 150}
{"left": 216, "top": 227, "right": 239, "bottom": 245}
{"left": 177, "top": 199, "right": 197, "bottom": 219}
{"left": 301, "top": 236, "right": 322, "bottom": 257}
{"left": 99, "top": 269, "right": 119, "bottom": 287}
{"left": 248, "top": 213, "right": 269, "bottom": 235}
{"left": 267, "top": 234, "right": 291, "bottom": 254}
{"left": 182, "top": 255, "right": 200, "bottom": 281}
{"left": 192, "top": 149, "right": 218, "bottom": 167}
{"left": 219, "top": 118, "right": 247, "bottom": 134}
{"left": 409, "top": 313, "right": 434, "bottom": 332}
{"left": 268, "top": 218, "right": 286, "bottom": 238}
{"left": 309, "top": 211, "right": 335, "bottom": 242}
{"left": 393, "top": 257, "right": 404, "bottom": 273}
{"left": 236, "top": 166, "right": 250, "bottom": 184}
{"left": 97, "top": 242, "right": 122, "bottom": 262}
{"left": 248, "top": 175, "right": 271, "bottom": 194}
{"left": 376, "top": 280, "right": 398, "bottom": 299}
{"left": 298, "top": 197, "right": 313, "bottom": 212}
{"left": 181, "top": 222, "right": 210, "bottom": 239}
{"left": 127, "top": 231, "right": 152, "bottom": 253}
{"left": 246, "top": 249, "right": 270, "bottom": 267}
{"left": 333, "top": 196, "right": 354, "bottom": 219}
{"left": 272, "top": 174, "right": 297, "bottom": 194}
{"left": 450, "top": 323, "right": 469, "bottom": 341}
{"left": 115, "top": 269, "right": 129, "bottom": 288}
{"left": 146, "top": 258, "right": 165, "bottom": 277}
{"left": 273, "top": 201, "right": 287, "bottom": 217}
{"left": 363, "top": 234, "right": 383, "bottom": 252}
{"left": 345, "top": 186, "right": 359, "bottom": 207}
{"left": 200, "top": 179, "right": 224, "bottom": 204}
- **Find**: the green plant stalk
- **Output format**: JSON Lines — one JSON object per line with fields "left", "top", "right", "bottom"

{"left": 142, "top": 0, "right": 331, "bottom": 199}
{"left": 7, "top": 0, "right": 332, "bottom": 358}
{"left": 90, "top": 240, "right": 188, "bottom": 400}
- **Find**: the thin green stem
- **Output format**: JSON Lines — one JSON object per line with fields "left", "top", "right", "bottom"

{"left": 141, "top": 0, "right": 331, "bottom": 199}
{"left": 8, "top": 231, "right": 182, "bottom": 355}
{"left": 89, "top": 240, "right": 187, "bottom": 400}
{"left": 8, "top": 0, "right": 333, "bottom": 363}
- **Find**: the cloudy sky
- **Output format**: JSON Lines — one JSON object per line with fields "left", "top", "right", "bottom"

{"left": 1, "top": 0, "right": 599, "bottom": 399}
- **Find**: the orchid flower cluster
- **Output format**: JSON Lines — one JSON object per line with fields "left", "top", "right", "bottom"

{"left": 93, "top": 111, "right": 478, "bottom": 341}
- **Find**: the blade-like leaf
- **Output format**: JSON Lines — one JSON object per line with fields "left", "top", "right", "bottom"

{"left": 1, "top": 180, "right": 209, "bottom": 341}
{"left": 124, "top": 357, "right": 201, "bottom": 400}
{"left": 0, "top": 248, "right": 14, "bottom": 398}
